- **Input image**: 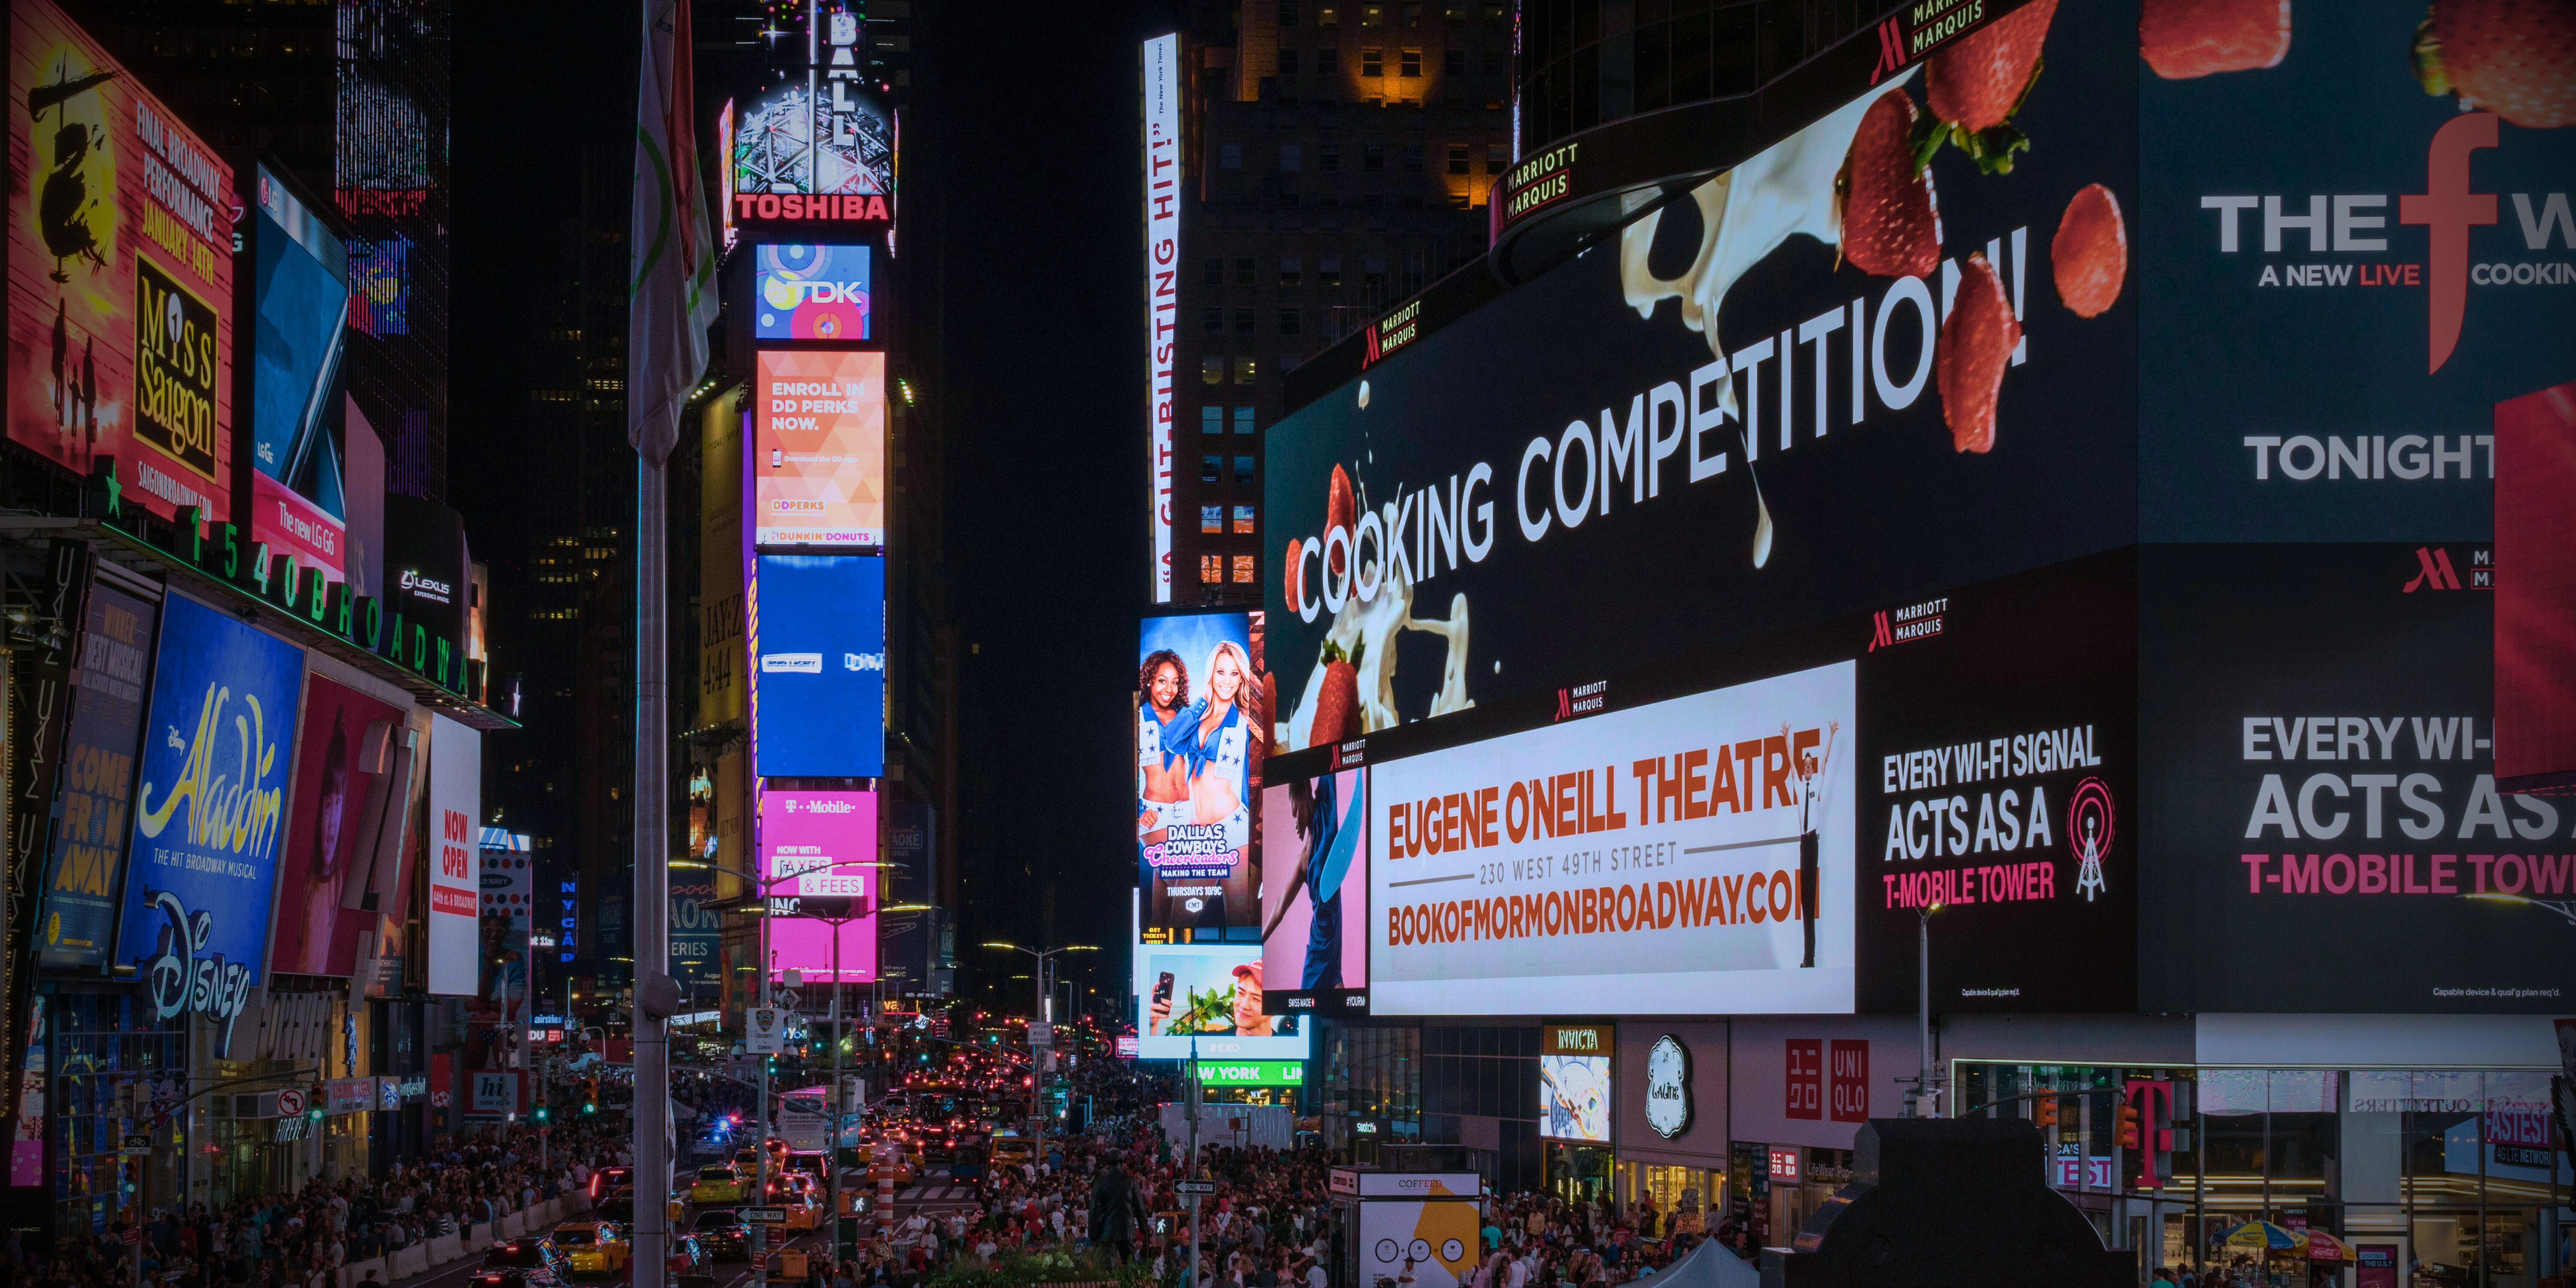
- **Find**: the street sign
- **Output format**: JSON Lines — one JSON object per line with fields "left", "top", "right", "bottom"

{"left": 748, "top": 1008, "right": 786, "bottom": 1054}
{"left": 741, "top": 1208, "right": 789, "bottom": 1224}
{"left": 118, "top": 1135, "right": 151, "bottom": 1156}
{"left": 275, "top": 1089, "right": 305, "bottom": 1117}
{"left": 1175, "top": 1180, "right": 1216, "bottom": 1195}
{"left": 1028, "top": 1023, "right": 1052, "bottom": 1049}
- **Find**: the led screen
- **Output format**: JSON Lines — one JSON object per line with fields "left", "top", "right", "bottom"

{"left": 1132, "top": 938, "right": 1310, "bottom": 1062}
{"left": 1137, "top": 611, "right": 1269, "bottom": 935}
{"left": 751, "top": 554, "right": 885, "bottom": 779}
{"left": 1259, "top": 766, "right": 1367, "bottom": 1015}
{"left": 247, "top": 163, "right": 350, "bottom": 579}
{"left": 425, "top": 714, "right": 480, "bottom": 995}
{"left": 755, "top": 349, "right": 886, "bottom": 547}
{"left": 759, "top": 787, "right": 878, "bottom": 983}
{"left": 754, "top": 243, "right": 870, "bottom": 340}
{"left": 267, "top": 671, "right": 409, "bottom": 978}
{"left": 34, "top": 583, "right": 157, "bottom": 972}
{"left": 1539, "top": 1054, "right": 1612, "bottom": 1142}
{"left": 1367, "top": 661, "right": 1856, "bottom": 1016}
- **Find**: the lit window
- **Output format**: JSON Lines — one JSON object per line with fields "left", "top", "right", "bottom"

{"left": 1202, "top": 455, "right": 1222, "bottom": 484}
{"left": 1201, "top": 556, "right": 1225, "bottom": 585}
{"left": 1445, "top": 3, "right": 1465, "bottom": 25}
{"left": 1280, "top": 258, "right": 1304, "bottom": 287}
{"left": 1220, "top": 142, "right": 1244, "bottom": 170}
{"left": 1279, "top": 308, "right": 1302, "bottom": 335}
{"left": 1201, "top": 506, "right": 1224, "bottom": 534}
{"left": 1231, "top": 555, "right": 1257, "bottom": 584}
{"left": 1318, "top": 4, "right": 1338, "bottom": 25}
{"left": 1233, "top": 506, "right": 1257, "bottom": 535}
{"left": 1361, "top": 47, "right": 1383, "bottom": 77}
{"left": 1281, "top": 142, "right": 1303, "bottom": 171}
{"left": 1234, "top": 406, "right": 1257, "bottom": 434}
{"left": 1400, "top": 48, "right": 1422, "bottom": 76}
{"left": 1202, "top": 406, "right": 1226, "bottom": 436}
{"left": 1233, "top": 357, "right": 1258, "bottom": 385}
{"left": 1448, "top": 144, "right": 1469, "bottom": 174}
{"left": 1481, "top": 3, "right": 1503, "bottom": 23}
{"left": 1202, "top": 357, "right": 1226, "bottom": 385}
{"left": 1360, "top": 3, "right": 1382, "bottom": 25}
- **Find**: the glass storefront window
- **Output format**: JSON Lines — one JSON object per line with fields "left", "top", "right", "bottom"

{"left": 49, "top": 992, "right": 186, "bottom": 1239}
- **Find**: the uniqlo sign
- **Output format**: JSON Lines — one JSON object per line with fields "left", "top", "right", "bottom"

{"left": 1828, "top": 1040, "right": 1870, "bottom": 1123}
{"left": 1785, "top": 1039, "right": 1824, "bottom": 1120}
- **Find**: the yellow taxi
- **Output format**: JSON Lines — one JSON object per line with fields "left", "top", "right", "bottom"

{"left": 779, "top": 1176, "right": 824, "bottom": 1231}
{"left": 550, "top": 1222, "right": 631, "bottom": 1276}
{"left": 689, "top": 1164, "right": 748, "bottom": 1205}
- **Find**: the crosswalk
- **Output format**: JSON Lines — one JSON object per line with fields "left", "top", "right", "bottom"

{"left": 894, "top": 1184, "right": 979, "bottom": 1206}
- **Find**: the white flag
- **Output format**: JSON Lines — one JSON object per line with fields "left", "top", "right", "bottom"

{"left": 628, "top": 0, "right": 718, "bottom": 465}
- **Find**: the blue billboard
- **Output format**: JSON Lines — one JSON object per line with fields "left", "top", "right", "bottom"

{"left": 246, "top": 163, "right": 351, "bottom": 577}
{"left": 119, "top": 593, "right": 306, "bottom": 1035}
{"left": 752, "top": 554, "right": 885, "bottom": 778}
{"left": 754, "top": 243, "right": 871, "bottom": 341}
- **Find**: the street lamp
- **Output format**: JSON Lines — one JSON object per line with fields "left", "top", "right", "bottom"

{"left": 980, "top": 942, "right": 1096, "bottom": 1165}
{"left": 1910, "top": 902, "right": 1944, "bottom": 1117}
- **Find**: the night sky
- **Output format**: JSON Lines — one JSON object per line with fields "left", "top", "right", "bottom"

{"left": 450, "top": 0, "right": 1159, "bottom": 1017}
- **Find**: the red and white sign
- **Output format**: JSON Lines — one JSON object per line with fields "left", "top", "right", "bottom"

{"left": 275, "top": 1089, "right": 304, "bottom": 1118}
{"left": 1828, "top": 1039, "right": 1870, "bottom": 1123}
{"left": 1142, "top": 33, "right": 1181, "bottom": 603}
{"left": 1767, "top": 1146, "right": 1800, "bottom": 1182}
{"left": 1785, "top": 1039, "right": 1823, "bottom": 1121}
{"left": 250, "top": 470, "right": 346, "bottom": 582}
{"left": 425, "top": 715, "right": 481, "bottom": 995}
{"left": 1367, "top": 661, "right": 1857, "bottom": 1015}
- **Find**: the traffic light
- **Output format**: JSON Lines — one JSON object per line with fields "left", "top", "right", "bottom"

{"left": 2033, "top": 1096, "right": 2059, "bottom": 1130}
{"left": 2116, "top": 1102, "right": 2142, "bottom": 1150}
{"left": 533, "top": 1101, "right": 551, "bottom": 1125}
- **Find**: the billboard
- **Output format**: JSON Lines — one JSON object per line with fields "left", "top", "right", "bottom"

{"left": 750, "top": 554, "right": 885, "bottom": 779}
{"left": 2137, "top": 0, "right": 2576, "bottom": 542}
{"left": 1137, "top": 611, "right": 1269, "bottom": 934}
{"left": 1133, "top": 938, "right": 1309, "bottom": 1061}
{"left": 384, "top": 496, "right": 467, "bottom": 688}
{"left": 1264, "top": 1, "right": 2135, "bottom": 751}
{"left": 1366, "top": 660, "right": 1856, "bottom": 1016}
{"left": 755, "top": 349, "right": 886, "bottom": 548}
{"left": 2138, "top": 544, "right": 2576, "bottom": 1013}
{"left": 757, "top": 788, "right": 878, "bottom": 983}
{"left": 476, "top": 829, "right": 532, "bottom": 1027}
{"left": 118, "top": 594, "right": 304, "bottom": 1032}
{"left": 1354, "top": 1192, "right": 1481, "bottom": 1288}
{"left": 9, "top": 0, "right": 236, "bottom": 521}
{"left": 244, "top": 164, "right": 350, "bottom": 580}
{"left": 754, "top": 244, "right": 870, "bottom": 341}
{"left": 424, "top": 714, "right": 480, "bottom": 995}
{"left": 1854, "top": 553, "right": 2139, "bottom": 1012}
{"left": 34, "top": 583, "right": 156, "bottom": 972}
{"left": 1258, "top": 766, "right": 1367, "bottom": 1015}
{"left": 1539, "top": 1025, "right": 1612, "bottom": 1142}
{"left": 1143, "top": 32, "right": 1182, "bottom": 603}
{"left": 267, "top": 671, "right": 409, "bottom": 978}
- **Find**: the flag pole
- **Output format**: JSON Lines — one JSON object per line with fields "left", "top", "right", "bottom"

{"left": 634, "top": 451, "right": 672, "bottom": 1288}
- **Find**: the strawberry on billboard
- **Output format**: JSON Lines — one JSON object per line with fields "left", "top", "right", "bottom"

{"left": 2138, "top": 544, "right": 2576, "bottom": 1013}
{"left": 1265, "top": 0, "right": 2137, "bottom": 754}
{"left": 9, "top": 0, "right": 235, "bottom": 522}
{"left": 2138, "top": 0, "right": 2576, "bottom": 541}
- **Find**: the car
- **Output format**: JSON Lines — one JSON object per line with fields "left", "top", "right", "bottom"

{"left": 588, "top": 1166, "right": 634, "bottom": 1200}
{"left": 989, "top": 1132, "right": 1033, "bottom": 1168}
{"left": 948, "top": 1142, "right": 988, "bottom": 1183}
{"left": 691, "top": 1210, "right": 751, "bottom": 1262}
{"left": 777, "top": 1178, "right": 824, "bottom": 1231}
{"left": 783, "top": 1150, "right": 831, "bottom": 1185}
{"left": 689, "top": 1164, "right": 747, "bottom": 1206}
{"left": 665, "top": 1234, "right": 712, "bottom": 1279}
{"left": 482, "top": 1238, "right": 568, "bottom": 1281}
{"left": 550, "top": 1223, "right": 632, "bottom": 1277}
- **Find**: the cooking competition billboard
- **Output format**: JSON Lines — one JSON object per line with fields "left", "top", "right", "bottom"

{"left": 755, "top": 348, "right": 886, "bottom": 547}
{"left": 1265, "top": 0, "right": 2135, "bottom": 752}
{"left": 2138, "top": 0, "right": 2576, "bottom": 542}
{"left": 9, "top": 0, "right": 236, "bottom": 521}
{"left": 1367, "top": 660, "right": 1856, "bottom": 1016}
{"left": 1137, "top": 611, "right": 1270, "bottom": 935}
{"left": 2138, "top": 544, "right": 2576, "bottom": 1014}
{"left": 1259, "top": 766, "right": 1368, "bottom": 1015}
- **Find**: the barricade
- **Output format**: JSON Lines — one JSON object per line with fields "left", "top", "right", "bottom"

{"left": 390, "top": 1246, "right": 429, "bottom": 1279}
{"left": 424, "top": 1233, "right": 464, "bottom": 1268}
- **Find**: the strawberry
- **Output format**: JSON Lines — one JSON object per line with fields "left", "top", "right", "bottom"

{"left": 2420, "top": 0, "right": 2576, "bottom": 130}
{"left": 1936, "top": 253, "right": 2022, "bottom": 454}
{"left": 2140, "top": 0, "right": 2291, "bottom": 79}
{"left": 1308, "top": 649, "right": 1360, "bottom": 746}
{"left": 1326, "top": 464, "right": 1357, "bottom": 580}
{"left": 1283, "top": 537, "right": 1306, "bottom": 611}
{"left": 1927, "top": 0, "right": 2056, "bottom": 171}
{"left": 1837, "top": 91, "right": 1942, "bottom": 279}
{"left": 2051, "top": 184, "right": 2128, "bottom": 318}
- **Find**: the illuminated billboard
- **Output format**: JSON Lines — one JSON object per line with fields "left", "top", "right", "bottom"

{"left": 1137, "top": 611, "right": 1268, "bottom": 935}
{"left": 1367, "top": 661, "right": 1856, "bottom": 1016}
{"left": 268, "top": 670, "right": 411, "bottom": 978}
{"left": 9, "top": 0, "right": 236, "bottom": 521}
{"left": 245, "top": 164, "right": 350, "bottom": 580}
{"left": 1258, "top": 766, "right": 1367, "bottom": 1016}
{"left": 1142, "top": 33, "right": 1181, "bottom": 603}
{"left": 754, "top": 244, "right": 870, "bottom": 340}
{"left": 757, "top": 787, "right": 878, "bottom": 984}
{"left": 425, "top": 714, "right": 480, "bottom": 995}
{"left": 1132, "top": 937, "right": 1310, "bottom": 1063}
{"left": 750, "top": 554, "right": 885, "bottom": 779}
{"left": 755, "top": 349, "right": 886, "bottom": 548}
{"left": 34, "top": 582, "right": 157, "bottom": 972}
{"left": 1539, "top": 1025, "right": 1612, "bottom": 1142}
{"left": 727, "top": 10, "right": 895, "bottom": 234}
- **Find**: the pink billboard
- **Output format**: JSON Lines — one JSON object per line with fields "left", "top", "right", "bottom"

{"left": 757, "top": 788, "right": 878, "bottom": 982}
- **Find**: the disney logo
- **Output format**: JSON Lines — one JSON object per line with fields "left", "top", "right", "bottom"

{"left": 140, "top": 889, "right": 256, "bottom": 1049}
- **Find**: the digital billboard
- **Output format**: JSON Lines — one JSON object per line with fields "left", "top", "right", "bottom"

{"left": 1137, "top": 611, "right": 1269, "bottom": 935}
{"left": 754, "top": 244, "right": 870, "bottom": 341}
{"left": 1264, "top": 1, "right": 2135, "bottom": 751}
{"left": 2138, "top": 0, "right": 2576, "bottom": 543}
{"left": 475, "top": 829, "right": 532, "bottom": 1030}
{"left": 268, "top": 670, "right": 409, "bottom": 978}
{"left": 1258, "top": 766, "right": 1367, "bottom": 1015}
{"left": 34, "top": 583, "right": 155, "bottom": 972}
{"left": 727, "top": 10, "right": 895, "bottom": 233}
{"left": 1132, "top": 938, "right": 1309, "bottom": 1062}
{"left": 2139, "top": 543, "right": 2576, "bottom": 1014}
{"left": 1366, "top": 661, "right": 1856, "bottom": 1016}
{"left": 244, "top": 164, "right": 350, "bottom": 580}
{"left": 1854, "top": 552, "right": 2139, "bottom": 1013}
{"left": 118, "top": 594, "right": 304, "bottom": 1034}
{"left": 1540, "top": 1025, "right": 1612, "bottom": 1142}
{"left": 755, "top": 349, "right": 886, "bottom": 548}
{"left": 385, "top": 496, "right": 468, "bottom": 687}
{"left": 9, "top": 0, "right": 236, "bottom": 521}
{"left": 424, "top": 714, "right": 480, "bottom": 995}
{"left": 1355, "top": 1194, "right": 1481, "bottom": 1288}
{"left": 757, "top": 788, "right": 878, "bottom": 984}
{"left": 751, "top": 554, "right": 885, "bottom": 779}
{"left": 1143, "top": 32, "right": 1182, "bottom": 603}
